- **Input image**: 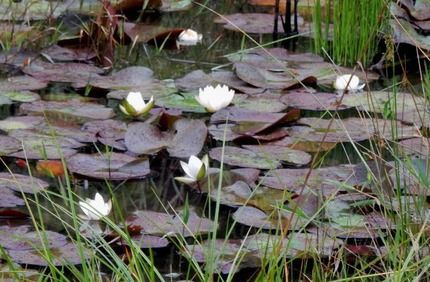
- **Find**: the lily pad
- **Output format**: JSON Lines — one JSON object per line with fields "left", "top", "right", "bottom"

{"left": 7, "top": 242, "right": 88, "bottom": 266}
{"left": 41, "top": 45, "right": 96, "bottom": 62}
{"left": 0, "top": 76, "right": 47, "bottom": 92}
{"left": 82, "top": 119, "right": 127, "bottom": 150}
{"left": 0, "top": 135, "right": 22, "bottom": 155}
{"left": 243, "top": 144, "right": 312, "bottom": 166}
{"left": 232, "top": 206, "right": 308, "bottom": 230}
{"left": 126, "top": 209, "right": 214, "bottom": 237}
{"left": 67, "top": 152, "right": 151, "bottom": 180}
{"left": 19, "top": 100, "right": 115, "bottom": 123}
{"left": 0, "top": 172, "right": 49, "bottom": 194}
{"left": 398, "top": 137, "right": 430, "bottom": 156}
{"left": 180, "top": 239, "right": 258, "bottom": 274}
{"left": 88, "top": 66, "right": 154, "bottom": 90}
{"left": 125, "top": 119, "right": 207, "bottom": 158}
{"left": 156, "top": 92, "right": 206, "bottom": 113}
{"left": 119, "top": 234, "right": 170, "bottom": 249}
{"left": 288, "top": 117, "right": 419, "bottom": 143}
{"left": 0, "top": 188, "right": 25, "bottom": 207}
{"left": 214, "top": 13, "right": 302, "bottom": 34}
{"left": 22, "top": 60, "right": 104, "bottom": 89}
{"left": 260, "top": 164, "right": 368, "bottom": 195}
{"left": 0, "top": 226, "right": 68, "bottom": 251}
{"left": 210, "top": 146, "right": 281, "bottom": 169}
{"left": 0, "top": 91, "right": 40, "bottom": 103}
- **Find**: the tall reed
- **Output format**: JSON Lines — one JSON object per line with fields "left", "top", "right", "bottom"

{"left": 313, "top": 0, "right": 387, "bottom": 66}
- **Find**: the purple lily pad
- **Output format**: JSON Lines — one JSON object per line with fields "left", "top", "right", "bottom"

{"left": 125, "top": 119, "right": 207, "bottom": 158}
{"left": 0, "top": 188, "right": 25, "bottom": 207}
{"left": 81, "top": 119, "right": 127, "bottom": 150}
{"left": 22, "top": 60, "right": 104, "bottom": 88}
{"left": 67, "top": 152, "right": 150, "bottom": 180}
{"left": 0, "top": 76, "right": 47, "bottom": 92}
{"left": 41, "top": 45, "right": 96, "bottom": 62}
{"left": 0, "top": 173, "right": 49, "bottom": 194}
{"left": 0, "top": 135, "right": 22, "bottom": 155}
{"left": 0, "top": 226, "right": 68, "bottom": 251}
{"left": 88, "top": 66, "right": 154, "bottom": 90}
{"left": 210, "top": 146, "right": 283, "bottom": 169}
{"left": 19, "top": 100, "right": 115, "bottom": 123}
{"left": 7, "top": 242, "right": 88, "bottom": 266}
{"left": 214, "top": 13, "right": 302, "bottom": 34}
{"left": 126, "top": 209, "right": 214, "bottom": 237}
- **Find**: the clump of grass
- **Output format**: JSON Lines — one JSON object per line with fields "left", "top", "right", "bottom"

{"left": 313, "top": 0, "right": 387, "bottom": 66}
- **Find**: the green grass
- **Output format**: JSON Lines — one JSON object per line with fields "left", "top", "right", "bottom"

{"left": 313, "top": 0, "right": 387, "bottom": 66}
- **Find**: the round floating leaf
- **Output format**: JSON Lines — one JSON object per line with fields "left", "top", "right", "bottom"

{"left": 41, "top": 45, "right": 96, "bottom": 62}
{"left": 125, "top": 119, "right": 207, "bottom": 158}
{"left": 0, "top": 91, "right": 40, "bottom": 103}
{"left": 260, "top": 164, "right": 368, "bottom": 195}
{"left": 0, "top": 76, "right": 47, "bottom": 92}
{"left": 210, "top": 146, "right": 281, "bottom": 169}
{"left": 0, "top": 116, "right": 45, "bottom": 132}
{"left": 82, "top": 119, "right": 127, "bottom": 150}
{"left": 7, "top": 242, "right": 88, "bottom": 266}
{"left": 119, "top": 234, "right": 170, "bottom": 249}
{"left": 107, "top": 79, "right": 177, "bottom": 101}
{"left": 399, "top": 136, "right": 430, "bottom": 159}
{"left": 215, "top": 13, "right": 300, "bottom": 34}
{"left": 0, "top": 226, "right": 68, "bottom": 251}
{"left": 19, "top": 100, "right": 115, "bottom": 123}
{"left": 88, "top": 66, "right": 154, "bottom": 90}
{"left": 126, "top": 209, "right": 214, "bottom": 237}
{"left": 0, "top": 172, "right": 49, "bottom": 194}
{"left": 0, "top": 135, "right": 22, "bottom": 155}
{"left": 180, "top": 239, "right": 258, "bottom": 274}
{"left": 0, "top": 187, "right": 25, "bottom": 207}
{"left": 232, "top": 206, "right": 307, "bottom": 230}
{"left": 156, "top": 92, "right": 206, "bottom": 113}
{"left": 243, "top": 144, "right": 312, "bottom": 166}
{"left": 233, "top": 93, "right": 288, "bottom": 112}
{"left": 10, "top": 147, "right": 77, "bottom": 160}
{"left": 67, "top": 152, "right": 150, "bottom": 180}
{"left": 22, "top": 60, "right": 104, "bottom": 88}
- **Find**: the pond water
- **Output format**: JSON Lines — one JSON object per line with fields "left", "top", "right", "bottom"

{"left": 0, "top": 0, "right": 429, "bottom": 281}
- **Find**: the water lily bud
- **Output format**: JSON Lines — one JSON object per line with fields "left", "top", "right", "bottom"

{"left": 175, "top": 155, "right": 209, "bottom": 184}
{"left": 334, "top": 74, "right": 365, "bottom": 91}
{"left": 195, "top": 84, "right": 235, "bottom": 112}
{"left": 177, "top": 29, "right": 203, "bottom": 46}
{"left": 119, "top": 92, "right": 154, "bottom": 117}
{"left": 79, "top": 192, "right": 112, "bottom": 221}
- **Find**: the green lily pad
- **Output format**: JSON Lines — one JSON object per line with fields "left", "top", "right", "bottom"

{"left": 210, "top": 146, "right": 281, "bottom": 169}
{"left": 67, "top": 152, "right": 150, "bottom": 180}
{"left": 156, "top": 92, "right": 206, "bottom": 113}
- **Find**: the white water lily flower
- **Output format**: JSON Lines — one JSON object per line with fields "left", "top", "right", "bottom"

{"left": 79, "top": 192, "right": 112, "bottom": 221}
{"left": 119, "top": 92, "right": 154, "bottom": 116}
{"left": 175, "top": 155, "right": 209, "bottom": 184}
{"left": 196, "top": 85, "right": 235, "bottom": 112}
{"left": 334, "top": 74, "right": 365, "bottom": 91}
{"left": 177, "top": 29, "right": 202, "bottom": 46}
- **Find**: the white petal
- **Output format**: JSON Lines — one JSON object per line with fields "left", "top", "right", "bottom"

{"left": 174, "top": 176, "right": 197, "bottom": 184}
{"left": 126, "top": 92, "right": 145, "bottom": 112}
{"left": 180, "top": 160, "right": 194, "bottom": 179}
{"left": 188, "top": 156, "right": 203, "bottom": 178}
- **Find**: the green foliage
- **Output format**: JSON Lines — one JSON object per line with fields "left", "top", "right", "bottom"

{"left": 313, "top": 0, "right": 387, "bottom": 66}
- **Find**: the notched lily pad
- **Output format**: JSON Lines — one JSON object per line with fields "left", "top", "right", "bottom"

{"left": 125, "top": 119, "right": 207, "bottom": 158}
{"left": 67, "top": 152, "right": 151, "bottom": 180}
{"left": 0, "top": 76, "right": 47, "bottom": 92}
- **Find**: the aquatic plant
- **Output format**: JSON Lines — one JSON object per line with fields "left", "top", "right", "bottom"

{"left": 175, "top": 155, "right": 209, "bottom": 184}
{"left": 333, "top": 74, "right": 365, "bottom": 91}
{"left": 119, "top": 92, "right": 154, "bottom": 117}
{"left": 79, "top": 193, "right": 112, "bottom": 221}
{"left": 195, "top": 85, "right": 235, "bottom": 112}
